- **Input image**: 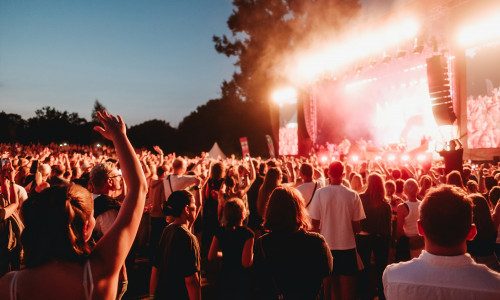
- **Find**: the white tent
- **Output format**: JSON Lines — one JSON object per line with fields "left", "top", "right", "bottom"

{"left": 207, "top": 142, "right": 226, "bottom": 160}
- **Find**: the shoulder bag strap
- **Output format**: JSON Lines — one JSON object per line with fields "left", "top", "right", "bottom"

{"left": 167, "top": 175, "right": 173, "bottom": 193}
{"left": 306, "top": 182, "right": 318, "bottom": 208}
{"left": 259, "top": 238, "right": 284, "bottom": 300}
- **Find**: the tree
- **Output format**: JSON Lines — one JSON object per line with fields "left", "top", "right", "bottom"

{"left": 27, "top": 107, "right": 90, "bottom": 144}
{"left": 91, "top": 100, "right": 107, "bottom": 123}
{"left": 128, "top": 119, "right": 176, "bottom": 152}
{"left": 213, "top": 0, "right": 361, "bottom": 155}
{"left": 0, "top": 112, "right": 27, "bottom": 143}
{"left": 214, "top": 0, "right": 361, "bottom": 104}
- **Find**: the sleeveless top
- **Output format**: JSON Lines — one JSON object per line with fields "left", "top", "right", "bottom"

{"left": 404, "top": 200, "right": 421, "bottom": 237}
{"left": 10, "top": 260, "right": 93, "bottom": 300}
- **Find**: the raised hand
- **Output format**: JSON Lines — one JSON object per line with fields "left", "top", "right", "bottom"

{"left": 93, "top": 111, "right": 126, "bottom": 141}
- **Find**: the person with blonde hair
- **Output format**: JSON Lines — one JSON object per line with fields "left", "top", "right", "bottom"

{"left": 396, "top": 178, "right": 424, "bottom": 260}
{"left": 0, "top": 111, "right": 148, "bottom": 300}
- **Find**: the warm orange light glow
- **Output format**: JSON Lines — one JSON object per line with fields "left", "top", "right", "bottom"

{"left": 286, "top": 18, "right": 419, "bottom": 83}
{"left": 272, "top": 87, "right": 297, "bottom": 105}
{"left": 458, "top": 11, "right": 500, "bottom": 46}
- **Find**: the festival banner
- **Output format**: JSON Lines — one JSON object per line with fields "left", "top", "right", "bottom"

{"left": 265, "top": 135, "right": 276, "bottom": 158}
{"left": 239, "top": 137, "right": 250, "bottom": 159}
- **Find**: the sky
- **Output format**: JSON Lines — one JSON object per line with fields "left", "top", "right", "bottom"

{"left": 0, "top": 0, "right": 400, "bottom": 127}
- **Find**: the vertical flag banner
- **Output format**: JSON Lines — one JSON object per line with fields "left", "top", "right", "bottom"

{"left": 240, "top": 137, "right": 250, "bottom": 158}
{"left": 265, "top": 135, "right": 276, "bottom": 158}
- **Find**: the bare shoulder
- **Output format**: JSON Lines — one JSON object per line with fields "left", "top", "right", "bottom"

{"left": 0, "top": 271, "right": 15, "bottom": 298}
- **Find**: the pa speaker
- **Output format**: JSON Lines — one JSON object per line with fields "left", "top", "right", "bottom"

{"left": 426, "top": 55, "right": 456, "bottom": 126}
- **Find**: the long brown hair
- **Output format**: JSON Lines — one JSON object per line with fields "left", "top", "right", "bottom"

{"left": 362, "top": 173, "right": 386, "bottom": 206}
{"left": 257, "top": 167, "right": 281, "bottom": 217}
{"left": 264, "top": 187, "right": 310, "bottom": 233}
{"left": 21, "top": 184, "right": 93, "bottom": 268}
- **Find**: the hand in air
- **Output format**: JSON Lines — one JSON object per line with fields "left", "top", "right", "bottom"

{"left": 94, "top": 111, "right": 126, "bottom": 141}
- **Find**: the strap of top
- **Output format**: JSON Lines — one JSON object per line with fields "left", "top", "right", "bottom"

{"left": 83, "top": 260, "right": 94, "bottom": 300}
{"left": 10, "top": 271, "right": 19, "bottom": 300}
{"left": 306, "top": 182, "right": 318, "bottom": 208}
{"left": 167, "top": 175, "right": 173, "bottom": 193}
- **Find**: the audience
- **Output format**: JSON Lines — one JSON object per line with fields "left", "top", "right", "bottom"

{"left": 0, "top": 131, "right": 499, "bottom": 299}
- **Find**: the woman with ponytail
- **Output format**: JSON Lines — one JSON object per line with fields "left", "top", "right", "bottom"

{"left": 150, "top": 190, "right": 201, "bottom": 300}
{"left": 0, "top": 111, "right": 148, "bottom": 300}
{"left": 208, "top": 198, "right": 254, "bottom": 299}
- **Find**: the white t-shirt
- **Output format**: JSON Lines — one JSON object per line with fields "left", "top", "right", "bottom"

{"left": 163, "top": 174, "right": 198, "bottom": 200}
{"left": 14, "top": 184, "right": 28, "bottom": 210}
{"left": 296, "top": 181, "right": 324, "bottom": 209}
{"left": 383, "top": 251, "right": 500, "bottom": 300}
{"left": 309, "top": 184, "right": 365, "bottom": 250}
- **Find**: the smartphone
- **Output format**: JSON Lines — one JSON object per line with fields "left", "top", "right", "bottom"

{"left": 30, "top": 160, "right": 39, "bottom": 174}
{"left": 1, "top": 158, "right": 10, "bottom": 167}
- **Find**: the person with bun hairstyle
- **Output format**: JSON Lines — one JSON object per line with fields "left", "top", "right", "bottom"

{"left": 208, "top": 198, "right": 254, "bottom": 299}
{"left": 0, "top": 111, "right": 148, "bottom": 300}
{"left": 150, "top": 190, "right": 201, "bottom": 300}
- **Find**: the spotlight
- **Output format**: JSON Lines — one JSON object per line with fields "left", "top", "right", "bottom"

{"left": 375, "top": 156, "right": 382, "bottom": 161}
{"left": 413, "top": 37, "right": 424, "bottom": 54}
{"left": 321, "top": 156, "right": 328, "bottom": 163}
{"left": 382, "top": 52, "right": 391, "bottom": 64}
{"left": 388, "top": 154, "right": 396, "bottom": 161}
{"left": 401, "top": 155, "right": 410, "bottom": 161}
{"left": 351, "top": 155, "right": 359, "bottom": 162}
{"left": 396, "top": 49, "right": 407, "bottom": 58}
{"left": 417, "top": 154, "right": 426, "bottom": 162}
{"left": 272, "top": 87, "right": 297, "bottom": 105}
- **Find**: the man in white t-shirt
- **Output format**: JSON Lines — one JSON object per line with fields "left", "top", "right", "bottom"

{"left": 163, "top": 157, "right": 201, "bottom": 201}
{"left": 309, "top": 161, "right": 365, "bottom": 300}
{"left": 295, "top": 163, "right": 323, "bottom": 210}
{"left": 383, "top": 185, "right": 500, "bottom": 300}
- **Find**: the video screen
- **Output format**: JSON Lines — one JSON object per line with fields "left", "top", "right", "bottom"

{"left": 466, "top": 40, "right": 500, "bottom": 148}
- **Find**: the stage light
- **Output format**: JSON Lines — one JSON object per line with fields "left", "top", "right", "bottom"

{"left": 401, "top": 155, "right": 410, "bottom": 161}
{"left": 288, "top": 18, "right": 419, "bottom": 83}
{"left": 417, "top": 154, "right": 426, "bottom": 161}
{"left": 388, "top": 154, "right": 396, "bottom": 161}
{"left": 272, "top": 87, "right": 297, "bottom": 105}
{"left": 351, "top": 155, "right": 359, "bottom": 162}
{"left": 413, "top": 37, "right": 424, "bottom": 54}
{"left": 458, "top": 11, "right": 500, "bottom": 46}
{"left": 375, "top": 156, "right": 382, "bottom": 161}
{"left": 321, "top": 156, "right": 328, "bottom": 163}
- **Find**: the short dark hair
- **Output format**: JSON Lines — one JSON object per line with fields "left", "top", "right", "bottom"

{"left": 264, "top": 187, "right": 310, "bottom": 233}
{"left": 419, "top": 185, "right": 473, "bottom": 248}
{"left": 300, "top": 163, "right": 313, "bottom": 178}
{"left": 328, "top": 161, "right": 344, "bottom": 179}
{"left": 162, "top": 190, "right": 193, "bottom": 217}
{"left": 222, "top": 198, "right": 246, "bottom": 228}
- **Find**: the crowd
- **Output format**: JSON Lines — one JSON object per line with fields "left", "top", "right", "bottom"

{"left": 0, "top": 111, "right": 500, "bottom": 299}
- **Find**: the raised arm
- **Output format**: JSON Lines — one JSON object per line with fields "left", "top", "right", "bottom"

{"left": 0, "top": 162, "right": 19, "bottom": 220}
{"left": 92, "top": 111, "right": 148, "bottom": 277}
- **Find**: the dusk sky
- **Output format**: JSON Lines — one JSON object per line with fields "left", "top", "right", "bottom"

{"left": 0, "top": 0, "right": 397, "bottom": 126}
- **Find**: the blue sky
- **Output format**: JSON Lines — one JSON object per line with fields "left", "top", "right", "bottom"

{"left": 0, "top": 0, "right": 236, "bottom": 126}
{"left": 0, "top": 0, "right": 399, "bottom": 126}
